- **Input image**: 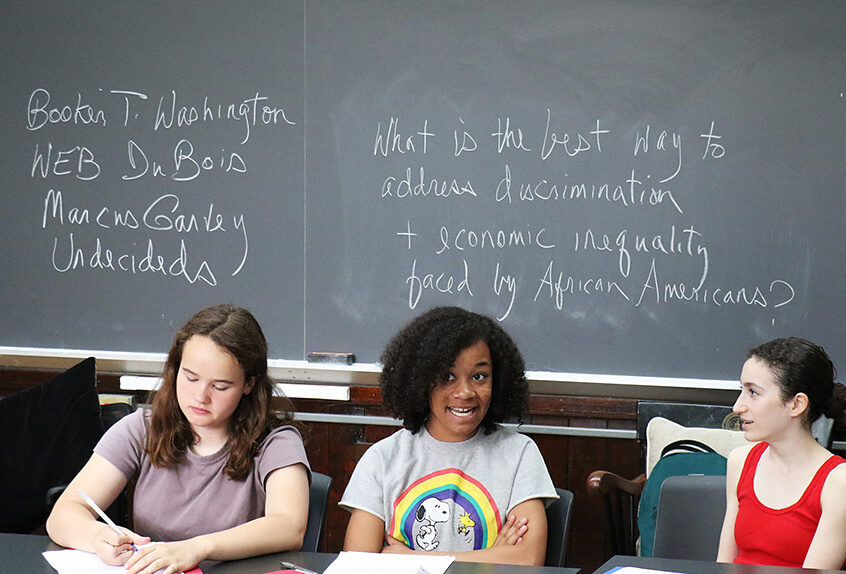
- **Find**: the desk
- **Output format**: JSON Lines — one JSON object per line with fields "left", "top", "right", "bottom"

{"left": 594, "top": 555, "right": 842, "bottom": 574}
{"left": 0, "top": 533, "right": 62, "bottom": 574}
{"left": 205, "top": 549, "right": 579, "bottom": 574}
{"left": 3, "top": 534, "right": 578, "bottom": 574}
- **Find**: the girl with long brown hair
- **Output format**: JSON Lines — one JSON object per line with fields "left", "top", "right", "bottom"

{"left": 47, "top": 304, "right": 310, "bottom": 574}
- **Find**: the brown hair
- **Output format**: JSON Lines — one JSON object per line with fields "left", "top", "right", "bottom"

{"left": 146, "top": 304, "right": 296, "bottom": 480}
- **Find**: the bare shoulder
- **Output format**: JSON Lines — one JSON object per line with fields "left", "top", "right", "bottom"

{"left": 824, "top": 460, "right": 846, "bottom": 487}
{"left": 726, "top": 442, "right": 756, "bottom": 468}
{"left": 819, "top": 458, "right": 846, "bottom": 510}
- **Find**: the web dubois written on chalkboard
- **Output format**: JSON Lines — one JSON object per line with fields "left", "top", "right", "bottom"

{"left": 370, "top": 111, "right": 795, "bottom": 323}
{"left": 28, "top": 88, "right": 294, "bottom": 286}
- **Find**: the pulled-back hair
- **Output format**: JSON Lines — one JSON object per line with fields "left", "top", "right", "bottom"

{"left": 147, "top": 304, "right": 295, "bottom": 480}
{"left": 748, "top": 337, "right": 846, "bottom": 424}
{"left": 380, "top": 306, "right": 529, "bottom": 435}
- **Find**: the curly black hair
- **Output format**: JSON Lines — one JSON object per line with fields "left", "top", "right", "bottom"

{"left": 380, "top": 306, "right": 529, "bottom": 435}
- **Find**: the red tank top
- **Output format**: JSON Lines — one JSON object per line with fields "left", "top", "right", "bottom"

{"left": 734, "top": 441, "right": 845, "bottom": 567}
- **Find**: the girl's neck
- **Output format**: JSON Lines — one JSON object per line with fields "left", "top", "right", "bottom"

{"left": 764, "top": 427, "right": 828, "bottom": 470}
{"left": 190, "top": 426, "right": 229, "bottom": 456}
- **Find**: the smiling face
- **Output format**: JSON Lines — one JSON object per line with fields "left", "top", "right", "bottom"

{"left": 734, "top": 356, "right": 797, "bottom": 442}
{"left": 175, "top": 334, "right": 253, "bottom": 442}
{"left": 426, "top": 340, "right": 493, "bottom": 443}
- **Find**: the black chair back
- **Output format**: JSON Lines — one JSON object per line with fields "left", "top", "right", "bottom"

{"left": 544, "top": 487, "right": 574, "bottom": 567}
{"left": 301, "top": 471, "right": 332, "bottom": 552}
{"left": 652, "top": 474, "right": 726, "bottom": 560}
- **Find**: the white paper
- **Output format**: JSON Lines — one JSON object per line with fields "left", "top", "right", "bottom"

{"left": 322, "top": 551, "right": 455, "bottom": 574}
{"left": 43, "top": 549, "right": 126, "bottom": 574}
{"left": 42, "top": 545, "right": 193, "bottom": 574}
{"left": 604, "top": 567, "right": 689, "bottom": 574}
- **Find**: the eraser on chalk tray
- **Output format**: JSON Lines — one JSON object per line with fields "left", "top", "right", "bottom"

{"left": 307, "top": 352, "right": 355, "bottom": 364}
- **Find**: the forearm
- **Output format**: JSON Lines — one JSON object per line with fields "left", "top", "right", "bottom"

{"left": 190, "top": 513, "right": 305, "bottom": 562}
{"left": 46, "top": 500, "right": 107, "bottom": 552}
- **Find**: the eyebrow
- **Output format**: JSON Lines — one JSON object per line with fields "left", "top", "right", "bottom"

{"left": 182, "top": 366, "right": 236, "bottom": 385}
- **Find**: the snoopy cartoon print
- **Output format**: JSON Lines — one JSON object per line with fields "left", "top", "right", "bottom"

{"left": 414, "top": 497, "right": 450, "bottom": 551}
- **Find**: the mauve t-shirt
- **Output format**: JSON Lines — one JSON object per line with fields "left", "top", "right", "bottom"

{"left": 94, "top": 408, "right": 310, "bottom": 542}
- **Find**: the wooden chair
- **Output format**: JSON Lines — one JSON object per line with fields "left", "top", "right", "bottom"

{"left": 586, "top": 470, "right": 646, "bottom": 556}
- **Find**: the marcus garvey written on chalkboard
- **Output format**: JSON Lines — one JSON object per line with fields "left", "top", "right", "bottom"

{"left": 26, "top": 88, "right": 293, "bottom": 286}
{"left": 369, "top": 111, "right": 795, "bottom": 323}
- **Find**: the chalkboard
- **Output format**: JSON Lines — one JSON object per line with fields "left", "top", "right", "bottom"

{"left": 0, "top": 1, "right": 305, "bottom": 357}
{"left": 2, "top": 1, "right": 845, "bottom": 382}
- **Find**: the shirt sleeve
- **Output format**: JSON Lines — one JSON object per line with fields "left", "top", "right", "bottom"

{"left": 508, "top": 436, "right": 559, "bottom": 512}
{"left": 338, "top": 443, "right": 387, "bottom": 522}
{"left": 92, "top": 408, "right": 147, "bottom": 479}
{"left": 256, "top": 425, "right": 311, "bottom": 487}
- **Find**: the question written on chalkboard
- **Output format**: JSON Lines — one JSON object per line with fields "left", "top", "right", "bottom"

{"left": 366, "top": 111, "right": 793, "bottom": 322}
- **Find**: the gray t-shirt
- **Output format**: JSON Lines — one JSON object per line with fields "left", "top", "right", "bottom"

{"left": 340, "top": 426, "right": 557, "bottom": 553}
{"left": 94, "top": 408, "right": 310, "bottom": 542}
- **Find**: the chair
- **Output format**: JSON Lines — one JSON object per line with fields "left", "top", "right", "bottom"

{"left": 585, "top": 401, "right": 744, "bottom": 557}
{"left": 544, "top": 487, "right": 574, "bottom": 567}
{"left": 586, "top": 470, "right": 646, "bottom": 556}
{"left": 0, "top": 358, "right": 103, "bottom": 533}
{"left": 652, "top": 474, "right": 726, "bottom": 560}
{"left": 44, "top": 400, "right": 137, "bottom": 527}
{"left": 301, "top": 471, "right": 332, "bottom": 552}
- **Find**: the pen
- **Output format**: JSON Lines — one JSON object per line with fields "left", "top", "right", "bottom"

{"left": 279, "top": 560, "right": 319, "bottom": 574}
{"left": 77, "top": 488, "right": 137, "bottom": 551}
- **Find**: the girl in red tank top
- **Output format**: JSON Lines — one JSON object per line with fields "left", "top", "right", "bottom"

{"left": 734, "top": 441, "right": 845, "bottom": 566}
{"left": 717, "top": 338, "right": 846, "bottom": 569}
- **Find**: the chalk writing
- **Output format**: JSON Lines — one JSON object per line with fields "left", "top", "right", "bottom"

{"left": 494, "top": 164, "right": 684, "bottom": 213}
{"left": 540, "top": 112, "right": 609, "bottom": 160}
{"left": 374, "top": 117, "right": 434, "bottom": 156}
{"left": 360, "top": 110, "right": 797, "bottom": 333}
{"left": 381, "top": 166, "right": 477, "bottom": 198}
{"left": 23, "top": 86, "right": 288, "bottom": 288}
{"left": 27, "top": 89, "right": 107, "bottom": 130}
{"left": 405, "top": 258, "right": 473, "bottom": 310}
{"left": 154, "top": 90, "right": 294, "bottom": 145}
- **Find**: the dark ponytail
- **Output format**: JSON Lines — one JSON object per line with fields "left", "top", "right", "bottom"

{"left": 823, "top": 382, "right": 846, "bottom": 421}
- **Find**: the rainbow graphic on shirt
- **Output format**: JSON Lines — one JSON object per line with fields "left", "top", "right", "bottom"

{"left": 389, "top": 468, "right": 501, "bottom": 551}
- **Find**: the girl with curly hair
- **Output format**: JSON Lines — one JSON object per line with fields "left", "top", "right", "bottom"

{"left": 47, "top": 304, "right": 310, "bottom": 574}
{"left": 718, "top": 337, "right": 846, "bottom": 568}
{"left": 341, "top": 306, "right": 557, "bottom": 565}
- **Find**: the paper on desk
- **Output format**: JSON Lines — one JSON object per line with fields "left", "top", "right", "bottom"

{"left": 603, "top": 567, "right": 688, "bottom": 574}
{"left": 43, "top": 546, "right": 202, "bottom": 574}
{"left": 322, "top": 551, "right": 455, "bottom": 574}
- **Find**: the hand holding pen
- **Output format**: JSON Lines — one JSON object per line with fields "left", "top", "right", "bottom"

{"left": 77, "top": 488, "right": 149, "bottom": 563}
